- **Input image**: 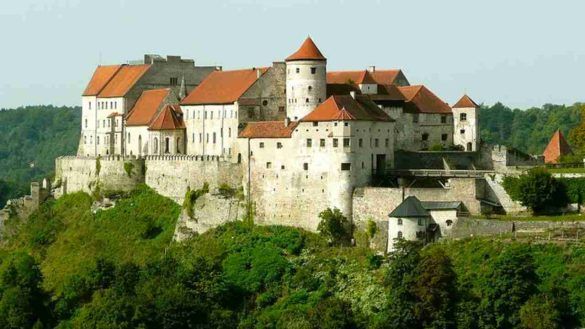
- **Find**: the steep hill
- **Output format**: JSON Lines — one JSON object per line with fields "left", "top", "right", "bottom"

{"left": 0, "top": 185, "right": 583, "bottom": 328}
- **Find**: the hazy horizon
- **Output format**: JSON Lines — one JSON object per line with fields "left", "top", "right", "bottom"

{"left": 1, "top": 0, "right": 584, "bottom": 110}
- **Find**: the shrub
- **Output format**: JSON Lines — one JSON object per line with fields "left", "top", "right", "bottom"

{"left": 182, "top": 183, "right": 209, "bottom": 219}
{"left": 123, "top": 162, "right": 134, "bottom": 177}
{"left": 95, "top": 156, "right": 101, "bottom": 176}
{"left": 317, "top": 208, "right": 352, "bottom": 246}
{"left": 217, "top": 183, "right": 236, "bottom": 198}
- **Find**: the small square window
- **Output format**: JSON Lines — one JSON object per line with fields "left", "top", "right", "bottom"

{"left": 398, "top": 218, "right": 403, "bottom": 225}
{"left": 260, "top": 142, "right": 265, "bottom": 148}
{"left": 333, "top": 139, "right": 339, "bottom": 147}
{"left": 341, "top": 163, "right": 351, "bottom": 171}
{"left": 266, "top": 162, "right": 272, "bottom": 169}
{"left": 441, "top": 115, "right": 447, "bottom": 123}
{"left": 344, "top": 122, "right": 349, "bottom": 127}
{"left": 422, "top": 133, "right": 429, "bottom": 141}
{"left": 303, "top": 163, "right": 309, "bottom": 170}
{"left": 296, "top": 68, "right": 300, "bottom": 73}
{"left": 310, "top": 67, "right": 316, "bottom": 74}
{"left": 277, "top": 142, "right": 283, "bottom": 149}
{"left": 306, "top": 139, "right": 312, "bottom": 147}
{"left": 281, "top": 165, "right": 285, "bottom": 169}
{"left": 313, "top": 122, "right": 318, "bottom": 127}
{"left": 441, "top": 134, "right": 448, "bottom": 141}
{"left": 343, "top": 138, "right": 350, "bottom": 147}
{"left": 460, "top": 129, "right": 465, "bottom": 134}
{"left": 320, "top": 139, "right": 325, "bottom": 147}
{"left": 460, "top": 113, "right": 467, "bottom": 121}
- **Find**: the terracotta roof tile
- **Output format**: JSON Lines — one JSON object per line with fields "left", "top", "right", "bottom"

{"left": 453, "top": 94, "right": 479, "bottom": 108}
{"left": 285, "top": 37, "right": 326, "bottom": 61}
{"left": 83, "top": 65, "right": 122, "bottom": 96}
{"left": 543, "top": 130, "right": 573, "bottom": 164}
{"left": 301, "top": 95, "right": 393, "bottom": 122}
{"left": 327, "top": 69, "right": 403, "bottom": 85}
{"left": 181, "top": 68, "right": 266, "bottom": 105}
{"left": 126, "top": 88, "right": 171, "bottom": 126}
{"left": 239, "top": 121, "right": 299, "bottom": 138}
{"left": 98, "top": 64, "right": 151, "bottom": 98}
{"left": 148, "top": 104, "right": 185, "bottom": 130}
{"left": 398, "top": 85, "right": 452, "bottom": 114}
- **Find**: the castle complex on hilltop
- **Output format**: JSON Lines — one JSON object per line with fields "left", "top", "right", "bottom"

{"left": 50, "top": 37, "right": 542, "bottom": 251}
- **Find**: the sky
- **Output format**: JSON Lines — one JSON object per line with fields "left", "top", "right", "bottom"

{"left": 0, "top": 0, "right": 583, "bottom": 109}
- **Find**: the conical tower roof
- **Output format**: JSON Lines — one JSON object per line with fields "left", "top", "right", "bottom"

{"left": 543, "top": 129, "right": 573, "bottom": 164}
{"left": 286, "top": 37, "right": 326, "bottom": 61}
{"left": 452, "top": 94, "right": 478, "bottom": 108}
{"left": 388, "top": 196, "right": 430, "bottom": 218}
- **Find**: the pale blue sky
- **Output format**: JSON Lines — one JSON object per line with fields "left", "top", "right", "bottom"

{"left": 0, "top": 0, "right": 583, "bottom": 109}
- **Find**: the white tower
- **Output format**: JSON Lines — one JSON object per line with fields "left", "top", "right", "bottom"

{"left": 452, "top": 94, "right": 479, "bottom": 151}
{"left": 285, "top": 37, "right": 327, "bottom": 121}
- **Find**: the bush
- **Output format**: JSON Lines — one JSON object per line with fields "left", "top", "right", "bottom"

{"left": 123, "top": 162, "right": 134, "bottom": 177}
{"left": 217, "top": 183, "right": 236, "bottom": 198}
{"left": 317, "top": 208, "right": 352, "bottom": 246}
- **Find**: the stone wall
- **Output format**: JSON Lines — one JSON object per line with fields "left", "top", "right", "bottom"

{"left": 450, "top": 218, "right": 585, "bottom": 239}
{"left": 144, "top": 155, "right": 243, "bottom": 203}
{"left": 55, "top": 156, "right": 145, "bottom": 195}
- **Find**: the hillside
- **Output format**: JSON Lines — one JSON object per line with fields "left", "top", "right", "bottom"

{"left": 0, "top": 185, "right": 584, "bottom": 328}
{"left": 0, "top": 105, "right": 80, "bottom": 206}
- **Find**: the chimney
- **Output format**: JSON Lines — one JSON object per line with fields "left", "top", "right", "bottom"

{"left": 284, "top": 117, "right": 290, "bottom": 127}
{"left": 350, "top": 91, "right": 356, "bottom": 99}
{"left": 368, "top": 65, "right": 376, "bottom": 73}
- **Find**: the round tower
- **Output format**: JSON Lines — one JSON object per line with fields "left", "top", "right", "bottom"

{"left": 285, "top": 37, "right": 327, "bottom": 121}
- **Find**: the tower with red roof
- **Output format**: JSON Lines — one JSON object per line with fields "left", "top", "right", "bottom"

{"left": 285, "top": 37, "right": 327, "bottom": 121}
{"left": 452, "top": 94, "right": 480, "bottom": 151}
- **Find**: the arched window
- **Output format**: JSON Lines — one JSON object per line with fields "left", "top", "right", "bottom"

{"left": 176, "top": 137, "right": 181, "bottom": 154}
{"left": 153, "top": 138, "right": 159, "bottom": 154}
{"left": 397, "top": 231, "right": 403, "bottom": 239}
{"left": 308, "top": 86, "right": 312, "bottom": 91}
{"left": 138, "top": 135, "right": 142, "bottom": 156}
{"left": 165, "top": 137, "right": 170, "bottom": 154}
{"left": 237, "top": 153, "right": 242, "bottom": 164}
{"left": 397, "top": 218, "right": 403, "bottom": 225}
{"left": 305, "top": 98, "right": 309, "bottom": 103}
{"left": 127, "top": 132, "right": 131, "bottom": 143}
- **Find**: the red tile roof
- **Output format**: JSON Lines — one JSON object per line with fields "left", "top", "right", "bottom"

{"left": 98, "top": 64, "right": 151, "bottom": 98}
{"left": 398, "top": 85, "right": 452, "bottom": 114}
{"left": 327, "top": 69, "right": 403, "bottom": 85}
{"left": 285, "top": 37, "right": 326, "bottom": 61}
{"left": 239, "top": 121, "right": 299, "bottom": 138}
{"left": 543, "top": 130, "right": 573, "bottom": 164}
{"left": 301, "top": 95, "right": 392, "bottom": 122}
{"left": 453, "top": 94, "right": 479, "bottom": 108}
{"left": 82, "top": 65, "right": 123, "bottom": 96}
{"left": 126, "top": 88, "right": 171, "bottom": 126}
{"left": 181, "top": 68, "right": 266, "bottom": 105}
{"left": 148, "top": 104, "right": 185, "bottom": 130}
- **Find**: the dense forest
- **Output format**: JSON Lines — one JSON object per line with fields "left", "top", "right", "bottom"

{"left": 0, "top": 106, "right": 80, "bottom": 206}
{"left": 479, "top": 102, "right": 583, "bottom": 155}
{"left": 0, "top": 102, "right": 582, "bottom": 207}
{"left": 0, "top": 185, "right": 583, "bottom": 328}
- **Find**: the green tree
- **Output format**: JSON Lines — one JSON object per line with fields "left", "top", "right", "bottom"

{"left": 519, "top": 294, "right": 561, "bottom": 329}
{"left": 511, "top": 168, "right": 569, "bottom": 214}
{"left": 317, "top": 208, "right": 352, "bottom": 246}
{"left": 568, "top": 105, "right": 585, "bottom": 154}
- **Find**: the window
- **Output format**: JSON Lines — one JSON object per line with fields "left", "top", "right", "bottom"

{"left": 296, "top": 68, "right": 300, "bottom": 73}
{"left": 192, "top": 133, "right": 195, "bottom": 143}
{"left": 199, "top": 133, "right": 202, "bottom": 143}
{"left": 397, "top": 231, "right": 403, "bottom": 239}
{"left": 320, "top": 139, "right": 325, "bottom": 147}
{"left": 97, "top": 136, "right": 100, "bottom": 145}
{"left": 170, "top": 77, "right": 178, "bottom": 86}
{"left": 306, "top": 139, "right": 312, "bottom": 147}
{"left": 281, "top": 165, "right": 285, "bottom": 169}
{"left": 441, "top": 134, "right": 448, "bottom": 141}
{"left": 110, "top": 101, "right": 113, "bottom": 109}
{"left": 228, "top": 128, "right": 232, "bottom": 138}
{"left": 413, "top": 113, "right": 419, "bottom": 123}
{"left": 127, "top": 132, "right": 131, "bottom": 143}
{"left": 374, "top": 138, "right": 379, "bottom": 147}
{"left": 277, "top": 142, "right": 283, "bottom": 149}
{"left": 213, "top": 133, "right": 216, "bottom": 144}
{"left": 341, "top": 163, "right": 351, "bottom": 171}
{"left": 206, "top": 133, "right": 209, "bottom": 143}
{"left": 460, "top": 129, "right": 465, "bottom": 134}
{"left": 308, "top": 86, "right": 312, "bottom": 92}
{"left": 153, "top": 138, "right": 159, "bottom": 153}
{"left": 358, "top": 138, "right": 363, "bottom": 147}
{"left": 210, "top": 111, "right": 214, "bottom": 119}
{"left": 85, "top": 119, "right": 88, "bottom": 128}
{"left": 266, "top": 162, "right": 272, "bottom": 169}
{"left": 305, "top": 98, "right": 309, "bottom": 103}
{"left": 262, "top": 100, "right": 268, "bottom": 106}
{"left": 303, "top": 163, "right": 309, "bottom": 170}
{"left": 385, "top": 138, "right": 389, "bottom": 147}
{"left": 441, "top": 115, "right": 447, "bottom": 123}
{"left": 90, "top": 136, "right": 93, "bottom": 144}
{"left": 418, "top": 218, "right": 424, "bottom": 226}
{"left": 397, "top": 218, "right": 403, "bottom": 225}
{"left": 89, "top": 102, "right": 91, "bottom": 110}
{"left": 278, "top": 106, "right": 285, "bottom": 112}
{"left": 460, "top": 113, "right": 467, "bottom": 121}
{"left": 84, "top": 135, "right": 87, "bottom": 144}
{"left": 312, "top": 122, "right": 318, "bottom": 127}
{"left": 259, "top": 142, "right": 264, "bottom": 148}
{"left": 333, "top": 139, "right": 339, "bottom": 147}
{"left": 344, "top": 122, "right": 349, "bottom": 127}
{"left": 343, "top": 138, "right": 350, "bottom": 147}
{"left": 310, "top": 67, "right": 316, "bottom": 74}
{"left": 103, "top": 120, "right": 105, "bottom": 127}
{"left": 446, "top": 220, "right": 453, "bottom": 227}
{"left": 422, "top": 133, "right": 429, "bottom": 141}
{"left": 165, "top": 137, "right": 170, "bottom": 153}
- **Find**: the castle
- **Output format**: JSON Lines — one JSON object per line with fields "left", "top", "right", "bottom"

{"left": 54, "top": 37, "right": 533, "bottom": 251}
